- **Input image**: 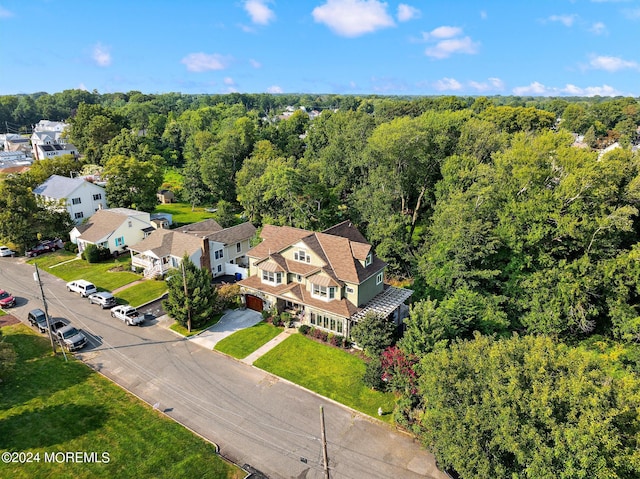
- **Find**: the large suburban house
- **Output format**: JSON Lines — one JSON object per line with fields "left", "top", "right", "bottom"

{"left": 238, "top": 221, "right": 413, "bottom": 338}
{"left": 33, "top": 174, "right": 107, "bottom": 223}
{"left": 31, "top": 120, "right": 78, "bottom": 160}
{"left": 129, "top": 219, "right": 257, "bottom": 279}
{"left": 70, "top": 208, "right": 154, "bottom": 256}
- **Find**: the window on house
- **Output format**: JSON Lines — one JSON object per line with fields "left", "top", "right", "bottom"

{"left": 365, "top": 253, "right": 372, "bottom": 267}
{"left": 262, "top": 271, "right": 282, "bottom": 284}
{"left": 294, "top": 249, "right": 310, "bottom": 263}
{"left": 296, "top": 274, "right": 302, "bottom": 282}
{"left": 236, "top": 242, "right": 241, "bottom": 253}
{"left": 346, "top": 286, "right": 354, "bottom": 294}
{"left": 115, "top": 236, "right": 125, "bottom": 247}
{"left": 93, "top": 193, "right": 102, "bottom": 200}
{"left": 217, "top": 265, "right": 222, "bottom": 273}
{"left": 376, "top": 272, "right": 383, "bottom": 285}
{"left": 214, "top": 249, "right": 224, "bottom": 260}
{"left": 71, "top": 197, "right": 81, "bottom": 205}
{"left": 128, "top": 220, "right": 132, "bottom": 227}
{"left": 312, "top": 284, "right": 335, "bottom": 300}
{"left": 74, "top": 212, "right": 84, "bottom": 219}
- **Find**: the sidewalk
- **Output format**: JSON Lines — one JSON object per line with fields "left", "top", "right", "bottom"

{"left": 240, "top": 328, "right": 294, "bottom": 365}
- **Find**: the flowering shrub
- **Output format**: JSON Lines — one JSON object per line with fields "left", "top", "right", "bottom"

{"left": 380, "top": 346, "right": 419, "bottom": 394}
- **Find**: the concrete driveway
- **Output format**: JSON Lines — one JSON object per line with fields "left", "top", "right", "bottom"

{"left": 189, "top": 309, "right": 262, "bottom": 349}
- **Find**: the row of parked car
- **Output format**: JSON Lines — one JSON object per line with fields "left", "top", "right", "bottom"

{"left": 17, "top": 278, "right": 146, "bottom": 352}
{"left": 0, "top": 239, "right": 64, "bottom": 258}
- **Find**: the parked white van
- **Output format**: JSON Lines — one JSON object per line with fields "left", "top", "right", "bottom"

{"left": 66, "top": 280, "right": 98, "bottom": 297}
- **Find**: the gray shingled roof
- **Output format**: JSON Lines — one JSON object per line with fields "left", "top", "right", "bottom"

{"left": 206, "top": 222, "right": 256, "bottom": 245}
{"left": 33, "top": 174, "right": 86, "bottom": 199}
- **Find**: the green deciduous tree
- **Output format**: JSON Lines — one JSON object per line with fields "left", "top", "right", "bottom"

{"left": 103, "top": 154, "right": 164, "bottom": 211}
{"left": 413, "top": 333, "right": 640, "bottom": 479}
{"left": 351, "top": 312, "right": 396, "bottom": 358}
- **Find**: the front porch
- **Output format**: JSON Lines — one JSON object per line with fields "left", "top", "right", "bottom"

{"left": 130, "top": 253, "right": 172, "bottom": 279}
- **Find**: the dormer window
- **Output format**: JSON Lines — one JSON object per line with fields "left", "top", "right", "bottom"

{"left": 262, "top": 271, "right": 282, "bottom": 285}
{"left": 294, "top": 249, "right": 310, "bottom": 263}
{"left": 312, "top": 284, "right": 336, "bottom": 300}
{"left": 365, "top": 253, "right": 372, "bottom": 267}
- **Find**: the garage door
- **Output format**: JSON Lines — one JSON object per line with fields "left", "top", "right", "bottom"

{"left": 246, "top": 295, "right": 264, "bottom": 312}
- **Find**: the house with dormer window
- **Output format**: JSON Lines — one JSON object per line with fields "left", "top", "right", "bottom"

{"left": 238, "top": 221, "right": 412, "bottom": 338}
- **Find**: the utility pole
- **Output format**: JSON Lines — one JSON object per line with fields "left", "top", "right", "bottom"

{"left": 34, "top": 264, "right": 56, "bottom": 355}
{"left": 319, "top": 405, "right": 330, "bottom": 479}
{"left": 181, "top": 261, "right": 191, "bottom": 333}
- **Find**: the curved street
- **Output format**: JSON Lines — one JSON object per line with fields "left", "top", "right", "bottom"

{"left": 1, "top": 257, "right": 447, "bottom": 479}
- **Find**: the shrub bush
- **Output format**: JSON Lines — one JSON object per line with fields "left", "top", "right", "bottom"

{"left": 83, "top": 243, "right": 112, "bottom": 263}
{"left": 216, "top": 283, "right": 241, "bottom": 311}
{"left": 330, "top": 334, "right": 344, "bottom": 347}
{"left": 299, "top": 324, "right": 311, "bottom": 335}
{"left": 64, "top": 241, "right": 78, "bottom": 253}
{"left": 312, "top": 328, "right": 329, "bottom": 342}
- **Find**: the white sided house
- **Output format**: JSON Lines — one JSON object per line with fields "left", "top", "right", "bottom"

{"left": 128, "top": 229, "right": 208, "bottom": 279}
{"left": 31, "top": 121, "right": 78, "bottom": 160}
{"left": 70, "top": 208, "right": 153, "bottom": 256}
{"left": 129, "top": 219, "right": 257, "bottom": 279}
{"left": 33, "top": 174, "right": 107, "bottom": 223}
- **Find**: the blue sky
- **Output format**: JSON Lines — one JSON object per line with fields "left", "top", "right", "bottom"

{"left": 1, "top": 0, "right": 639, "bottom": 97}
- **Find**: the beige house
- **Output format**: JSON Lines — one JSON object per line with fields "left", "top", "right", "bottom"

{"left": 238, "top": 221, "right": 412, "bottom": 338}
{"left": 69, "top": 208, "right": 153, "bottom": 256}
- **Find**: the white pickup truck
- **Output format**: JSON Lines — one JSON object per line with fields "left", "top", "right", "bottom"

{"left": 110, "top": 305, "right": 145, "bottom": 326}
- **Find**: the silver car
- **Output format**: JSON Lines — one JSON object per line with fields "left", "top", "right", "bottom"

{"left": 88, "top": 292, "right": 117, "bottom": 309}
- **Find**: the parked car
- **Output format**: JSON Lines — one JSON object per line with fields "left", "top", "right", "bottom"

{"left": 0, "top": 246, "right": 15, "bottom": 257}
{"left": 0, "top": 290, "right": 16, "bottom": 308}
{"left": 28, "top": 308, "right": 48, "bottom": 333}
{"left": 66, "top": 280, "right": 98, "bottom": 297}
{"left": 25, "top": 239, "right": 63, "bottom": 257}
{"left": 110, "top": 305, "right": 145, "bottom": 326}
{"left": 88, "top": 292, "right": 117, "bottom": 309}
{"left": 39, "top": 317, "right": 69, "bottom": 336}
{"left": 55, "top": 325, "right": 88, "bottom": 351}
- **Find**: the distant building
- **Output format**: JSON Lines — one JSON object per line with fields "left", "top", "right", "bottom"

{"left": 31, "top": 120, "right": 78, "bottom": 160}
{"left": 33, "top": 174, "right": 107, "bottom": 223}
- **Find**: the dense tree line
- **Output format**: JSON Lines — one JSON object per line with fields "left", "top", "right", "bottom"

{"left": 2, "top": 90, "right": 640, "bottom": 477}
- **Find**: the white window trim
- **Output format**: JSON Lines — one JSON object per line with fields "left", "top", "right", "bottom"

{"left": 376, "top": 272, "right": 383, "bottom": 285}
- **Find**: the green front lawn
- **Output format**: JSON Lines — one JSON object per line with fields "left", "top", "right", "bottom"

{"left": 0, "top": 324, "right": 243, "bottom": 479}
{"left": 28, "top": 252, "right": 140, "bottom": 291}
{"left": 115, "top": 281, "right": 168, "bottom": 308}
{"left": 153, "top": 203, "right": 216, "bottom": 225}
{"left": 214, "top": 321, "right": 282, "bottom": 358}
{"left": 254, "top": 334, "right": 396, "bottom": 421}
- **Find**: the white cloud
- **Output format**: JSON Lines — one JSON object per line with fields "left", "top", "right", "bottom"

{"left": 397, "top": 4, "right": 420, "bottom": 22}
{"left": 469, "top": 77, "right": 505, "bottom": 92}
{"left": 589, "top": 22, "right": 607, "bottom": 34}
{"left": 512, "top": 81, "right": 549, "bottom": 95}
{"left": 622, "top": 8, "right": 640, "bottom": 19}
{"left": 589, "top": 55, "right": 639, "bottom": 71}
{"left": 224, "top": 77, "right": 235, "bottom": 86}
{"left": 433, "top": 77, "right": 462, "bottom": 91}
{"left": 267, "top": 85, "right": 283, "bottom": 93}
{"left": 92, "top": 43, "right": 111, "bottom": 67}
{"left": 243, "top": 0, "right": 275, "bottom": 25}
{"left": 249, "top": 58, "right": 262, "bottom": 69}
{"left": 512, "top": 81, "right": 622, "bottom": 97}
{"left": 78, "top": 83, "right": 88, "bottom": 91}
{"left": 0, "top": 6, "right": 13, "bottom": 18}
{"left": 480, "top": 10, "right": 487, "bottom": 20}
{"left": 181, "top": 53, "right": 231, "bottom": 72}
{"left": 422, "top": 25, "right": 462, "bottom": 40}
{"left": 425, "top": 36, "right": 479, "bottom": 59}
{"left": 312, "top": 0, "right": 395, "bottom": 38}
{"left": 548, "top": 14, "right": 578, "bottom": 27}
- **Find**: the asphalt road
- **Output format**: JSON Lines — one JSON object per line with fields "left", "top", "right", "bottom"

{"left": 1, "top": 257, "right": 448, "bottom": 479}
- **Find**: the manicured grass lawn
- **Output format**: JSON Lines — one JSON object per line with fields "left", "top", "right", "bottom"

{"left": 28, "top": 252, "right": 140, "bottom": 292}
{"left": 170, "top": 313, "right": 224, "bottom": 337}
{"left": 214, "top": 321, "right": 282, "bottom": 358}
{"left": 115, "top": 281, "right": 168, "bottom": 308}
{"left": 254, "top": 334, "right": 396, "bottom": 421}
{"left": 154, "top": 203, "right": 216, "bottom": 226}
{"left": 0, "top": 324, "right": 244, "bottom": 479}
